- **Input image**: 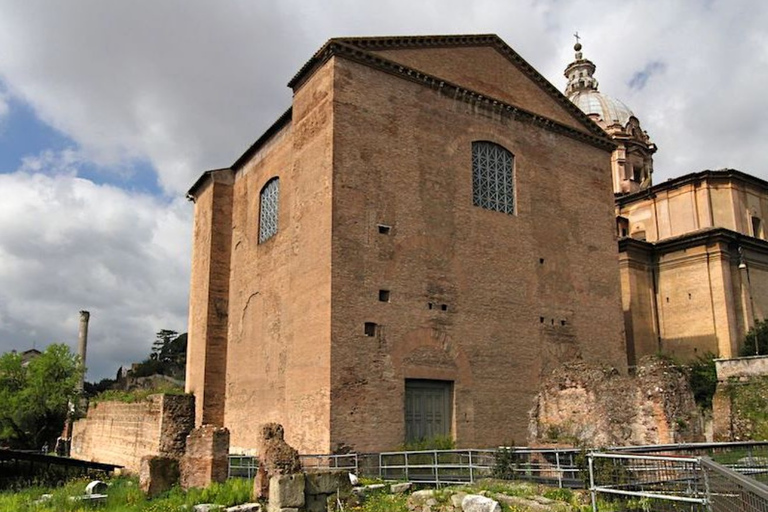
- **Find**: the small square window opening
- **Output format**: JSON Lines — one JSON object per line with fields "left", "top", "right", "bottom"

{"left": 364, "top": 322, "right": 377, "bottom": 337}
{"left": 379, "top": 290, "right": 390, "bottom": 302}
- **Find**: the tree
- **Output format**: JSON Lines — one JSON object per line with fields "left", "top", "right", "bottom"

{"left": 741, "top": 319, "right": 768, "bottom": 357}
{"left": 133, "top": 330, "right": 187, "bottom": 379}
{"left": 0, "top": 344, "right": 83, "bottom": 450}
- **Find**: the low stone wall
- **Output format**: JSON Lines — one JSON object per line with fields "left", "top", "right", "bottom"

{"left": 529, "top": 356, "right": 703, "bottom": 446}
{"left": 715, "top": 355, "right": 768, "bottom": 381}
{"left": 71, "top": 393, "right": 194, "bottom": 472}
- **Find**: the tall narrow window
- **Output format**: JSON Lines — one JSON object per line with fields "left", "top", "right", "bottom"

{"left": 258, "top": 178, "right": 280, "bottom": 243}
{"left": 752, "top": 216, "right": 763, "bottom": 239}
{"left": 472, "top": 141, "right": 514, "bottom": 214}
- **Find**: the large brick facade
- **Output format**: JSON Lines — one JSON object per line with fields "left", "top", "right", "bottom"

{"left": 186, "top": 35, "right": 627, "bottom": 454}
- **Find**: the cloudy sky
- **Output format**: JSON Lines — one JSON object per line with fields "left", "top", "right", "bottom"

{"left": 0, "top": 0, "right": 765, "bottom": 381}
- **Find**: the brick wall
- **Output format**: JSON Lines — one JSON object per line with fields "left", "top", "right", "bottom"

{"left": 71, "top": 394, "right": 194, "bottom": 473}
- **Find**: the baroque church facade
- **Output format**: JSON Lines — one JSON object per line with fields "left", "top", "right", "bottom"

{"left": 185, "top": 35, "right": 628, "bottom": 454}
{"left": 563, "top": 43, "right": 768, "bottom": 365}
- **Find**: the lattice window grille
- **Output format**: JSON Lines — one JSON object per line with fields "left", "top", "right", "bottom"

{"left": 258, "top": 178, "right": 280, "bottom": 243}
{"left": 472, "top": 142, "right": 514, "bottom": 215}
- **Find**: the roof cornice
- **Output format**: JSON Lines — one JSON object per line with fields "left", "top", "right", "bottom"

{"left": 230, "top": 107, "right": 293, "bottom": 172}
{"left": 619, "top": 226, "right": 768, "bottom": 255}
{"left": 616, "top": 169, "right": 768, "bottom": 207}
{"left": 289, "top": 34, "right": 613, "bottom": 145}
{"left": 290, "top": 38, "right": 614, "bottom": 152}
{"left": 186, "top": 167, "right": 231, "bottom": 199}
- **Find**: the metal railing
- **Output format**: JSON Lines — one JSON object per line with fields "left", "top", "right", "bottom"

{"left": 587, "top": 451, "right": 768, "bottom": 512}
{"left": 300, "top": 453, "right": 358, "bottom": 474}
{"left": 702, "top": 457, "right": 768, "bottom": 512}
{"left": 377, "top": 449, "right": 496, "bottom": 486}
{"left": 227, "top": 441, "right": 768, "bottom": 492}
{"left": 588, "top": 452, "right": 707, "bottom": 511}
{"left": 228, "top": 454, "right": 258, "bottom": 479}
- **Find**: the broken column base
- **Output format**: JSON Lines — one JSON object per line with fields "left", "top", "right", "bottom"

{"left": 140, "top": 455, "right": 180, "bottom": 498}
{"left": 180, "top": 425, "right": 230, "bottom": 490}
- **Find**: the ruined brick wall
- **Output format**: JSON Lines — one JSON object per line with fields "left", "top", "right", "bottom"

{"left": 713, "top": 356, "right": 768, "bottom": 441}
{"left": 530, "top": 357, "right": 703, "bottom": 446}
{"left": 328, "top": 49, "right": 626, "bottom": 451}
{"left": 71, "top": 394, "right": 194, "bottom": 472}
{"left": 180, "top": 425, "right": 230, "bottom": 489}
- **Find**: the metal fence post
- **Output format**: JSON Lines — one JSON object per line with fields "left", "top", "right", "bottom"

{"left": 469, "top": 450, "right": 474, "bottom": 484}
{"left": 556, "top": 451, "right": 562, "bottom": 489}
{"left": 588, "top": 453, "right": 597, "bottom": 512}
{"left": 701, "top": 457, "right": 712, "bottom": 512}
{"left": 433, "top": 450, "right": 439, "bottom": 487}
{"left": 405, "top": 452, "right": 409, "bottom": 483}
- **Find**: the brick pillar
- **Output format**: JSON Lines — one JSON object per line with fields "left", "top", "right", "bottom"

{"left": 186, "top": 169, "right": 234, "bottom": 427}
{"left": 180, "top": 425, "right": 230, "bottom": 489}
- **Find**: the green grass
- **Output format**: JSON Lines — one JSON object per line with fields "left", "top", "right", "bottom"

{"left": 0, "top": 476, "right": 253, "bottom": 512}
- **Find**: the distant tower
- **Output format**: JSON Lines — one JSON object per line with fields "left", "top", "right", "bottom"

{"left": 564, "top": 38, "right": 656, "bottom": 195}
{"left": 77, "top": 310, "right": 90, "bottom": 391}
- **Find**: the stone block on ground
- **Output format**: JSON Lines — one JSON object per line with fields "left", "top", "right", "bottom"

{"left": 462, "top": 494, "right": 501, "bottom": 512}
{"left": 390, "top": 482, "right": 412, "bottom": 493}
{"left": 493, "top": 494, "right": 558, "bottom": 512}
{"left": 305, "top": 470, "right": 351, "bottom": 495}
{"left": 194, "top": 504, "right": 224, "bottom": 512}
{"left": 451, "top": 492, "right": 467, "bottom": 508}
{"left": 139, "top": 455, "right": 180, "bottom": 498}
{"left": 226, "top": 504, "right": 262, "bottom": 512}
{"left": 305, "top": 493, "right": 328, "bottom": 512}
{"left": 268, "top": 473, "right": 305, "bottom": 510}
{"left": 407, "top": 489, "right": 437, "bottom": 511}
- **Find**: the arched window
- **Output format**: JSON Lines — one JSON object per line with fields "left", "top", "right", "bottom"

{"left": 258, "top": 178, "right": 279, "bottom": 243}
{"left": 472, "top": 141, "right": 514, "bottom": 215}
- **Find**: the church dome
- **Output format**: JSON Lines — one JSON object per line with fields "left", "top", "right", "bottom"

{"left": 563, "top": 41, "right": 635, "bottom": 129}
{"left": 563, "top": 38, "right": 656, "bottom": 195}
{"left": 569, "top": 90, "right": 634, "bottom": 127}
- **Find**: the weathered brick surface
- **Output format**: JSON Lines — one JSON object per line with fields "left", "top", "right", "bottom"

{"left": 188, "top": 40, "right": 627, "bottom": 454}
{"left": 71, "top": 394, "right": 194, "bottom": 472}
{"left": 140, "top": 455, "right": 180, "bottom": 498}
{"left": 186, "top": 169, "right": 234, "bottom": 427}
{"left": 531, "top": 357, "right": 703, "bottom": 446}
{"left": 328, "top": 55, "right": 625, "bottom": 450}
{"left": 181, "top": 425, "right": 230, "bottom": 489}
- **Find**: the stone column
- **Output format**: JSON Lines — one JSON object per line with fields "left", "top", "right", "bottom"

{"left": 77, "top": 310, "right": 90, "bottom": 392}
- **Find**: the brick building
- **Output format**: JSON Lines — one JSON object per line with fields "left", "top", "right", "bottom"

{"left": 564, "top": 43, "right": 768, "bottom": 364}
{"left": 185, "top": 34, "right": 628, "bottom": 454}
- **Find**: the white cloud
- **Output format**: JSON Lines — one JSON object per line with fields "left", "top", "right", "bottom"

{"left": 0, "top": 163, "right": 191, "bottom": 380}
{"left": 0, "top": 0, "right": 766, "bottom": 377}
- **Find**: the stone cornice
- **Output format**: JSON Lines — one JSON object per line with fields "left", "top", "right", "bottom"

{"left": 616, "top": 169, "right": 768, "bottom": 208}
{"left": 619, "top": 226, "right": 768, "bottom": 257}
{"left": 186, "top": 168, "right": 233, "bottom": 200}
{"left": 289, "top": 34, "right": 614, "bottom": 150}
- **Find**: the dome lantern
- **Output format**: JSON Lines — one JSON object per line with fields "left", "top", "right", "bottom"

{"left": 564, "top": 37, "right": 657, "bottom": 195}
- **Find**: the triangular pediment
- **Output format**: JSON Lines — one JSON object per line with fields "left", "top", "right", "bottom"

{"left": 290, "top": 34, "right": 607, "bottom": 140}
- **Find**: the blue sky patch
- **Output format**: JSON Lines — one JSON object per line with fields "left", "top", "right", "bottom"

{"left": 0, "top": 95, "right": 163, "bottom": 196}
{"left": 628, "top": 61, "right": 666, "bottom": 90}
